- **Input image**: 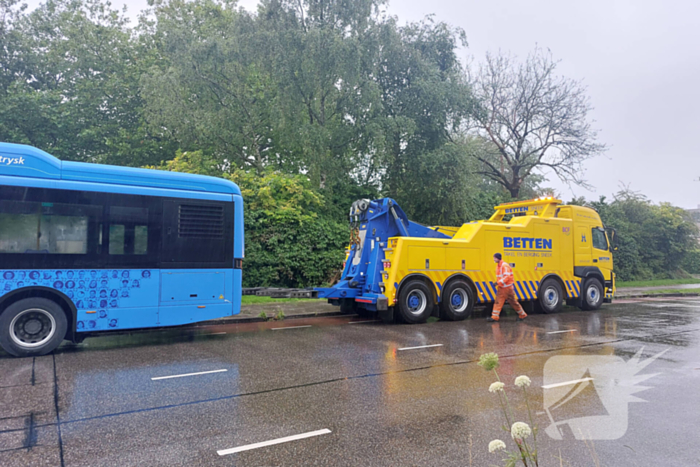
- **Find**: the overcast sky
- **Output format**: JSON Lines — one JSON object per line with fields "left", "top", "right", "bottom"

{"left": 24, "top": 0, "right": 700, "bottom": 208}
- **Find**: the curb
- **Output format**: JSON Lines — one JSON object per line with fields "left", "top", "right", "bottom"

{"left": 197, "top": 310, "right": 344, "bottom": 326}
{"left": 617, "top": 292, "right": 700, "bottom": 299}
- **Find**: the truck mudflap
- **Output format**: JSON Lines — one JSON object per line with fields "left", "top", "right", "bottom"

{"left": 316, "top": 287, "right": 389, "bottom": 311}
{"left": 356, "top": 295, "right": 389, "bottom": 311}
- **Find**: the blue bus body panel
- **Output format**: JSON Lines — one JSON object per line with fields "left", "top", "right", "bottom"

{"left": 0, "top": 268, "right": 241, "bottom": 332}
{"left": 61, "top": 161, "right": 240, "bottom": 195}
{"left": 233, "top": 194, "right": 245, "bottom": 258}
{"left": 0, "top": 143, "right": 60, "bottom": 179}
{"left": 0, "top": 142, "right": 241, "bottom": 196}
{"left": 0, "top": 175, "right": 233, "bottom": 201}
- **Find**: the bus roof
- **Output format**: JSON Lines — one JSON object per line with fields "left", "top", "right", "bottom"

{"left": 0, "top": 142, "right": 241, "bottom": 196}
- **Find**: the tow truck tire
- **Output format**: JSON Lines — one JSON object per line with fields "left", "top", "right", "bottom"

{"left": 0, "top": 298, "right": 67, "bottom": 357}
{"left": 537, "top": 279, "right": 563, "bottom": 314}
{"left": 339, "top": 298, "right": 356, "bottom": 314}
{"left": 397, "top": 280, "right": 434, "bottom": 324}
{"left": 440, "top": 280, "right": 475, "bottom": 321}
{"left": 581, "top": 278, "right": 604, "bottom": 311}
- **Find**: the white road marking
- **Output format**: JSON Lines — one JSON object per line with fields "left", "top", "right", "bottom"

{"left": 207, "top": 332, "right": 227, "bottom": 335}
{"left": 542, "top": 377, "right": 594, "bottom": 389}
{"left": 546, "top": 329, "right": 578, "bottom": 334}
{"left": 151, "top": 369, "right": 228, "bottom": 381}
{"left": 398, "top": 344, "right": 443, "bottom": 351}
{"left": 271, "top": 325, "right": 312, "bottom": 330}
{"left": 348, "top": 320, "right": 378, "bottom": 324}
{"left": 217, "top": 429, "right": 332, "bottom": 456}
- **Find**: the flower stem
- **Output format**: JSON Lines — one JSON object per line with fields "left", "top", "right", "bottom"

{"left": 494, "top": 369, "right": 527, "bottom": 466}
{"left": 494, "top": 370, "right": 516, "bottom": 429}
{"left": 522, "top": 387, "right": 539, "bottom": 467}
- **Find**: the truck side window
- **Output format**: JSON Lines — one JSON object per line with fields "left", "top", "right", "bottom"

{"left": 592, "top": 228, "right": 608, "bottom": 251}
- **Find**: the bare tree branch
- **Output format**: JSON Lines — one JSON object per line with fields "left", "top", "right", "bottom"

{"left": 463, "top": 47, "right": 606, "bottom": 197}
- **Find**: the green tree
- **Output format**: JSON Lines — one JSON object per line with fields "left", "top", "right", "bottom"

{"left": 0, "top": 0, "right": 174, "bottom": 165}
{"left": 466, "top": 48, "right": 606, "bottom": 198}
{"left": 577, "top": 191, "right": 699, "bottom": 281}
{"left": 376, "top": 18, "right": 474, "bottom": 223}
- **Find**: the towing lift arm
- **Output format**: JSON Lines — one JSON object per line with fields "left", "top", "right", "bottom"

{"left": 315, "top": 198, "right": 449, "bottom": 313}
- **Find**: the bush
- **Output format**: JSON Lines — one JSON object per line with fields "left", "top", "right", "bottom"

{"left": 682, "top": 249, "right": 700, "bottom": 275}
{"left": 150, "top": 150, "right": 348, "bottom": 288}
{"left": 582, "top": 191, "right": 699, "bottom": 281}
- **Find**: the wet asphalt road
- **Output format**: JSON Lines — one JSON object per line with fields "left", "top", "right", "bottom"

{"left": 1, "top": 298, "right": 699, "bottom": 467}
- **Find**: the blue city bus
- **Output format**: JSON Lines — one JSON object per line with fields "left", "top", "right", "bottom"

{"left": 0, "top": 143, "right": 244, "bottom": 357}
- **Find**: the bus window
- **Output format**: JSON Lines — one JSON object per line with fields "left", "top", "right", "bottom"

{"left": 108, "top": 206, "right": 149, "bottom": 256}
{"left": 0, "top": 200, "right": 99, "bottom": 255}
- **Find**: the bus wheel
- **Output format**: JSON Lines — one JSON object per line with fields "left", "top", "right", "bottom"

{"left": 398, "top": 280, "right": 434, "bottom": 324}
{"left": 440, "top": 280, "right": 474, "bottom": 321}
{"left": 581, "top": 278, "right": 604, "bottom": 311}
{"left": 0, "top": 298, "right": 67, "bottom": 357}
{"left": 538, "top": 279, "right": 563, "bottom": 314}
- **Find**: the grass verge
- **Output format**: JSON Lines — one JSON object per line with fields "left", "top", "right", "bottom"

{"left": 622, "top": 288, "right": 700, "bottom": 296}
{"left": 241, "top": 295, "right": 319, "bottom": 305}
{"left": 617, "top": 278, "right": 700, "bottom": 288}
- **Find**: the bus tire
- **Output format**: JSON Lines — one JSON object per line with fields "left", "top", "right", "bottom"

{"left": 581, "top": 278, "right": 604, "bottom": 311}
{"left": 440, "top": 280, "right": 474, "bottom": 321}
{"left": 0, "top": 298, "right": 67, "bottom": 357}
{"left": 538, "top": 279, "right": 563, "bottom": 314}
{"left": 397, "top": 280, "right": 434, "bottom": 324}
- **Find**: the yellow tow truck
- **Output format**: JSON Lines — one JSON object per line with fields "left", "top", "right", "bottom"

{"left": 317, "top": 197, "right": 616, "bottom": 323}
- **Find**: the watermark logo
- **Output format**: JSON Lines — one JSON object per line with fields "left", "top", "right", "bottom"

{"left": 542, "top": 348, "right": 667, "bottom": 440}
{"left": 1, "top": 156, "right": 25, "bottom": 166}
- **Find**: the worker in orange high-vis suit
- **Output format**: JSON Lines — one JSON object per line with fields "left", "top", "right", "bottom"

{"left": 487, "top": 253, "right": 527, "bottom": 322}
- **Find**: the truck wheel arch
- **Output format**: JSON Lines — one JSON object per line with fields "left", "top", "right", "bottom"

{"left": 574, "top": 266, "right": 606, "bottom": 284}
{"left": 0, "top": 287, "right": 77, "bottom": 342}
{"left": 539, "top": 273, "right": 568, "bottom": 299}
{"left": 397, "top": 273, "right": 438, "bottom": 303}
{"left": 443, "top": 274, "right": 479, "bottom": 302}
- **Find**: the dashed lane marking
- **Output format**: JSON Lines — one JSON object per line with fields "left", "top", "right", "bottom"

{"left": 398, "top": 344, "right": 443, "bottom": 351}
{"left": 217, "top": 429, "right": 332, "bottom": 456}
{"left": 151, "top": 369, "right": 228, "bottom": 381}
{"left": 542, "top": 377, "right": 594, "bottom": 389}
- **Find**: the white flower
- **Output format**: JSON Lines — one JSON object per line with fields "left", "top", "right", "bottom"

{"left": 488, "top": 439, "right": 506, "bottom": 453}
{"left": 514, "top": 375, "right": 531, "bottom": 388}
{"left": 511, "top": 422, "right": 532, "bottom": 441}
{"left": 489, "top": 381, "right": 505, "bottom": 393}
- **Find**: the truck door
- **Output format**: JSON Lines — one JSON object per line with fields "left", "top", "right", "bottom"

{"left": 591, "top": 227, "right": 612, "bottom": 277}
{"left": 574, "top": 223, "right": 593, "bottom": 266}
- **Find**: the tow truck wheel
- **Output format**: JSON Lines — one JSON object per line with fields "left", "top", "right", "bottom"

{"left": 397, "top": 280, "right": 434, "bottom": 324}
{"left": 0, "top": 298, "right": 67, "bottom": 357}
{"left": 537, "top": 279, "right": 563, "bottom": 314}
{"left": 581, "top": 278, "right": 604, "bottom": 311}
{"left": 339, "top": 298, "right": 356, "bottom": 314}
{"left": 440, "top": 280, "right": 475, "bottom": 321}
